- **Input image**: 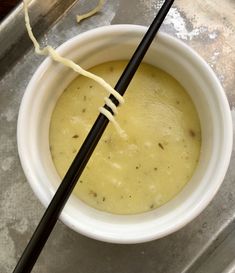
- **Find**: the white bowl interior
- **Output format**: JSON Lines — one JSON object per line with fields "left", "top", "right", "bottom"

{"left": 17, "top": 25, "right": 233, "bottom": 243}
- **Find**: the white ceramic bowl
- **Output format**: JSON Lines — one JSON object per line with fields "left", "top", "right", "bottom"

{"left": 17, "top": 25, "right": 233, "bottom": 244}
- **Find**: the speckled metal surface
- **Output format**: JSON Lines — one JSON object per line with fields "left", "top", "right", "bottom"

{"left": 0, "top": 0, "right": 234, "bottom": 272}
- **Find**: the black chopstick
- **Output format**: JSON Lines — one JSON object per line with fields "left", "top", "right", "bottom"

{"left": 13, "top": 1, "right": 174, "bottom": 272}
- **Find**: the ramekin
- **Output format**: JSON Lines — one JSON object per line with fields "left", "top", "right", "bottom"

{"left": 17, "top": 25, "right": 233, "bottom": 243}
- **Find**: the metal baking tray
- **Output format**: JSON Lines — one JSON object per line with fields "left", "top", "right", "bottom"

{"left": 0, "top": 0, "right": 234, "bottom": 272}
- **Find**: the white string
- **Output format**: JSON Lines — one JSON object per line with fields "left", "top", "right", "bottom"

{"left": 104, "top": 97, "right": 118, "bottom": 115}
{"left": 99, "top": 107, "right": 128, "bottom": 139}
{"left": 23, "top": 0, "right": 127, "bottom": 137}
{"left": 76, "top": 0, "right": 105, "bottom": 23}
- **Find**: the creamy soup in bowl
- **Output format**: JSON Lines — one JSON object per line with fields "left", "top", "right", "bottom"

{"left": 50, "top": 61, "right": 201, "bottom": 214}
{"left": 17, "top": 25, "right": 233, "bottom": 243}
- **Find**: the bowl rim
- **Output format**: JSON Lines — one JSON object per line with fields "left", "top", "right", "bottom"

{"left": 17, "top": 24, "right": 233, "bottom": 243}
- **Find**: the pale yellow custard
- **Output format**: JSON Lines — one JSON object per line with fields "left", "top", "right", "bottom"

{"left": 49, "top": 61, "right": 201, "bottom": 214}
